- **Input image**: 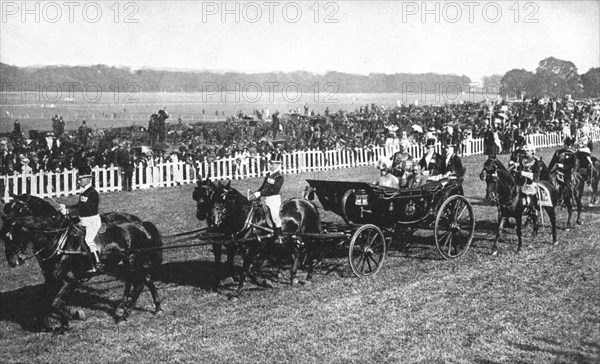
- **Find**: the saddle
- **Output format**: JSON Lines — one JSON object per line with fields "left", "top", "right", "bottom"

{"left": 521, "top": 182, "right": 537, "bottom": 196}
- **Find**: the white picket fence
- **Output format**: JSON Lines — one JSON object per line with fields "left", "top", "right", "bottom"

{"left": 2, "top": 130, "right": 599, "bottom": 201}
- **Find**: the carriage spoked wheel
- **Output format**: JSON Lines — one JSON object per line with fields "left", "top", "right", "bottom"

{"left": 348, "top": 224, "right": 386, "bottom": 278}
{"left": 434, "top": 195, "right": 475, "bottom": 259}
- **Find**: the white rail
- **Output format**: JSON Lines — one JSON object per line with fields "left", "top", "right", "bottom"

{"left": 2, "top": 130, "right": 599, "bottom": 200}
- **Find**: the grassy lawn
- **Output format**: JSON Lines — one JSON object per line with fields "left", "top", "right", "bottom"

{"left": 1, "top": 146, "right": 599, "bottom": 363}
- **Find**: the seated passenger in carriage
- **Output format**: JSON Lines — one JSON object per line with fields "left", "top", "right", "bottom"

{"left": 418, "top": 138, "right": 443, "bottom": 180}
{"left": 390, "top": 141, "right": 413, "bottom": 180}
{"left": 406, "top": 161, "right": 427, "bottom": 189}
{"left": 440, "top": 142, "right": 465, "bottom": 178}
{"left": 253, "top": 154, "right": 284, "bottom": 244}
{"left": 374, "top": 157, "right": 400, "bottom": 189}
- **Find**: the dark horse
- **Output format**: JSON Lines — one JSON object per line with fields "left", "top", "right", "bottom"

{"left": 480, "top": 157, "right": 558, "bottom": 255}
{"left": 194, "top": 178, "right": 322, "bottom": 293}
{"left": 1, "top": 194, "right": 163, "bottom": 332}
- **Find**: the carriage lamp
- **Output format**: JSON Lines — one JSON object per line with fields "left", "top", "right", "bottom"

{"left": 355, "top": 189, "right": 369, "bottom": 206}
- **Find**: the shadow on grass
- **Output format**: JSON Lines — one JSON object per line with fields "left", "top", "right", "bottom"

{"left": 0, "top": 282, "right": 121, "bottom": 332}
{"left": 509, "top": 337, "right": 599, "bottom": 364}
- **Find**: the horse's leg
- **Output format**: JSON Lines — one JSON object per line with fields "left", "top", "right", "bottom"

{"left": 515, "top": 212, "right": 523, "bottom": 254}
{"left": 226, "top": 245, "right": 238, "bottom": 282}
{"left": 115, "top": 280, "right": 132, "bottom": 319}
{"left": 212, "top": 243, "right": 222, "bottom": 291}
{"left": 591, "top": 170, "right": 599, "bottom": 205}
{"left": 491, "top": 213, "right": 505, "bottom": 256}
{"left": 143, "top": 275, "right": 162, "bottom": 314}
{"left": 530, "top": 211, "right": 538, "bottom": 247}
{"left": 564, "top": 195, "right": 573, "bottom": 230}
{"left": 546, "top": 207, "right": 558, "bottom": 245}
{"left": 117, "top": 278, "right": 145, "bottom": 321}
{"left": 47, "top": 279, "right": 78, "bottom": 332}
{"left": 235, "top": 247, "right": 250, "bottom": 296}
{"left": 290, "top": 240, "right": 302, "bottom": 286}
{"left": 576, "top": 184, "right": 583, "bottom": 225}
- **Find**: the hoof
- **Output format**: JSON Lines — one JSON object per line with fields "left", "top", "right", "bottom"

{"left": 577, "top": 220, "right": 583, "bottom": 225}
{"left": 553, "top": 240, "right": 559, "bottom": 246}
{"left": 114, "top": 307, "right": 125, "bottom": 321}
{"left": 291, "top": 277, "right": 300, "bottom": 286}
{"left": 301, "top": 279, "right": 312, "bottom": 285}
{"left": 515, "top": 249, "right": 521, "bottom": 254}
{"left": 75, "top": 309, "right": 86, "bottom": 321}
{"left": 491, "top": 250, "right": 498, "bottom": 256}
{"left": 262, "top": 279, "right": 274, "bottom": 289}
{"left": 154, "top": 308, "right": 163, "bottom": 316}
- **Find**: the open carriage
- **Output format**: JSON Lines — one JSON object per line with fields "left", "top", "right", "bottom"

{"left": 304, "top": 177, "right": 476, "bottom": 277}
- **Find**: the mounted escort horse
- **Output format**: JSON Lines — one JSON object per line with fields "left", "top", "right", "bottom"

{"left": 575, "top": 140, "right": 600, "bottom": 206}
{"left": 193, "top": 177, "right": 322, "bottom": 294}
{"left": 547, "top": 138, "right": 584, "bottom": 228}
{"left": 480, "top": 156, "right": 558, "bottom": 255}
{"left": 1, "top": 194, "right": 163, "bottom": 332}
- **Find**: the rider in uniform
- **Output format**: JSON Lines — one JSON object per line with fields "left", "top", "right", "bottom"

{"left": 59, "top": 174, "right": 102, "bottom": 273}
{"left": 517, "top": 144, "right": 542, "bottom": 208}
{"left": 548, "top": 137, "right": 577, "bottom": 187}
{"left": 253, "top": 153, "right": 284, "bottom": 244}
{"left": 575, "top": 135, "right": 595, "bottom": 185}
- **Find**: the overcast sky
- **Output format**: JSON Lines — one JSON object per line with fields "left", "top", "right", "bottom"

{"left": 1, "top": 0, "right": 598, "bottom": 82}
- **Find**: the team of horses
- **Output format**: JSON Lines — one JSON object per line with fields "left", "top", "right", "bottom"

{"left": 1, "top": 143, "right": 599, "bottom": 332}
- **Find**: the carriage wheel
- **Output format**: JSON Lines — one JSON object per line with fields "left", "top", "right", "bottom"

{"left": 348, "top": 224, "right": 386, "bottom": 277}
{"left": 434, "top": 195, "right": 475, "bottom": 259}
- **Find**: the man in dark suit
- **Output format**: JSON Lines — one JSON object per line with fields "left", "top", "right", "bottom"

{"left": 441, "top": 142, "right": 465, "bottom": 178}
{"left": 418, "top": 138, "right": 442, "bottom": 178}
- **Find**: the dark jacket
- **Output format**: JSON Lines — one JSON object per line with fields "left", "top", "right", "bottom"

{"left": 257, "top": 171, "right": 284, "bottom": 197}
{"left": 441, "top": 154, "right": 465, "bottom": 177}
{"left": 419, "top": 152, "right": 442, "bottom": 175}
{"left": 69, "top": 186, "right": 99, "bottom": 217}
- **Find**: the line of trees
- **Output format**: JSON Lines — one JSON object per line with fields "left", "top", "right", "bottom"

{"left": 498, "top": 57, "right": 599, "bottom": 99}
{"left": 0, "top": 63, "right": 470, "bottom": 94}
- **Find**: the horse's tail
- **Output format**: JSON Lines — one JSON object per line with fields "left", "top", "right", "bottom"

{"left": 142, "top": 221, "right": 163, "bottom": 279}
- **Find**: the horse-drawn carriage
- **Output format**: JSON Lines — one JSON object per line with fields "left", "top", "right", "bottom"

{"left": 303, "top": 177, "right": 476, "bottom": 277}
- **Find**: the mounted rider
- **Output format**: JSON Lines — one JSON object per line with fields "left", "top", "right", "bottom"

{"left": 59, "top": 174, "right": 102, "bottom": 273}
{"left": 575, "top": 135, "right": 595, "bottom": 185}
{"left": 548, "top": 137, "right": 578, "bottom": 188}
{"left": 253, "top": 153, "right": 284, "bottom": 244}
{"left": 516, "top": 144, "right": 542, "bottom": 208}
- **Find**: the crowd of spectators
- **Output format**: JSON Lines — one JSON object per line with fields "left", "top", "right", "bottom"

{"left": 2, "top": 97, "right": 599, "bottom": 178}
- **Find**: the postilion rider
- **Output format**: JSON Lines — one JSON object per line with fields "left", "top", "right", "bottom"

{"left": 59, "top": 174, "right": 103, "bottom": 273}
{"left": 253, "top": 154, "right": 284, "bottom": 244}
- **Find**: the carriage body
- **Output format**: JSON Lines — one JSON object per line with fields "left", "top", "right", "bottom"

{"left": 305, "top": 178, "right": 474, "bottom": 277}
{"left": 306, "top": 178, "right": 464, "bottom": 228}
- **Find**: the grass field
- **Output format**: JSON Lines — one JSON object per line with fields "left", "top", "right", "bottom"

{"left": 1, "top": 146, "right": 599, "bottom": 363}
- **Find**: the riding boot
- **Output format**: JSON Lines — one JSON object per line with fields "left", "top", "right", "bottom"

{"left": 273, "top": 227, "right": 283, "bottom": 245}
{"left": 87, "top": 251, "right": 103, "bottom": 274}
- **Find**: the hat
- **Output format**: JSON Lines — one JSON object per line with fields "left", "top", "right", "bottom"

{"left": 77, "top": 174, "right": 93, "bottom": 180}
{"left": 525, "top": 144, "right": 536, "bottom": 152}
